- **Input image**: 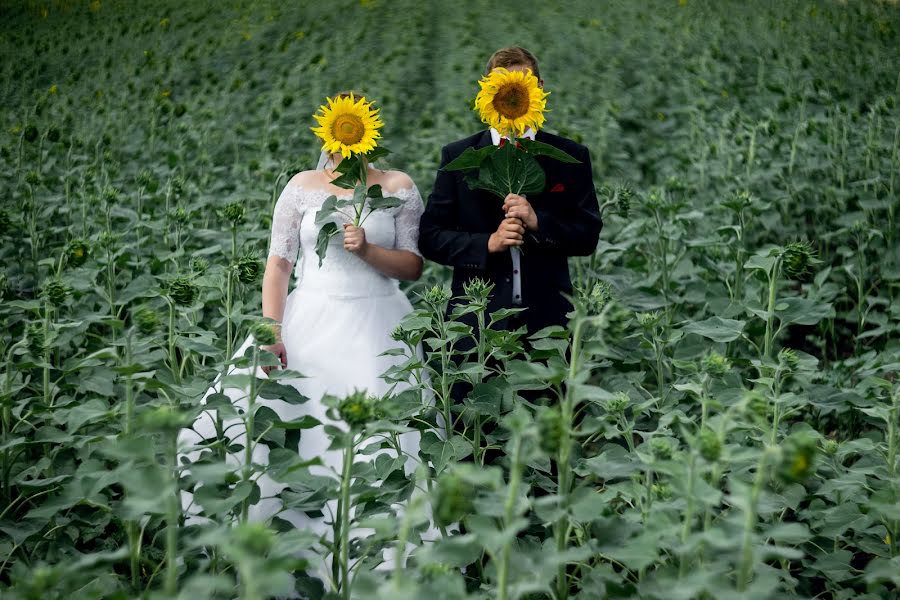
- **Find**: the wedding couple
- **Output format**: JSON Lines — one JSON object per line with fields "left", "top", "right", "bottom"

{"left": 179, "top": 46, "right": 602, "bottom": 580}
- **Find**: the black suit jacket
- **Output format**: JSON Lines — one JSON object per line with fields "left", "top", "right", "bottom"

{"left": 419, "top": 129, "right": 602, "bottom": 338}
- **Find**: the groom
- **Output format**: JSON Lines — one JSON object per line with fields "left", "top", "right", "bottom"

{"left": 419, "top": 46, "right": 603, "bottom": 363}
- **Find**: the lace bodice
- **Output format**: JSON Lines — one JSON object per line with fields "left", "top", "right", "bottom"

{"left": 267, "top": 180, "right": 424, "bottom": 297}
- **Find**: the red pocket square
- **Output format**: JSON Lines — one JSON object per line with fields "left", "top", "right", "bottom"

{"left": 550, "top": 183, "right": 565, "bottom": 193}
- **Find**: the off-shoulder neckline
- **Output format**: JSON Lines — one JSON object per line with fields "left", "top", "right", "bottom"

{"left": 288, "top": 184, "right": 417, "bottom": 198}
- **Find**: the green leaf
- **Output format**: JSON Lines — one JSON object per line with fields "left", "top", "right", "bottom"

{"left": 679, "top": 316, "right": 746, "bottom": 342}
{"left": 365, "top": 146, "right": 391, "bottom": 162}
{"left": 315, "top": 222, "right": 339, "bottom": 267}
{"left": 328, "top": 154, "right": 365, "bottom": 188}
{"left": 314, "top": 195, "right": 340, "bottom": 226}
{"left": 465, "top": 141, "right": 546, "bottom": 198}
{"left": 258, "top": 380, "right": 309, "bottom": 404}
{"left": 441, "top": 145, "right": 497, "bottom": 171}
{"left": 367, "top": 196, "right": 404, "bottom": 211}
{"left": 516, "top": 138, "right": 581, "bottom": 163}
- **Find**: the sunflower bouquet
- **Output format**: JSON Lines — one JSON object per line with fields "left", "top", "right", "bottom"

{"left": 442, "top": 67, "right": 580, "bottom": 198}
{"left": 310, "top": 93, "right": 403, "bottom": 266}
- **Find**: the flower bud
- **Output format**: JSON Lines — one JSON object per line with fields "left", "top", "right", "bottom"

{"left": 537, "top": 406, "right": 565, "bottom": 455}
{"left": 65, "top": 238, "right": 89, "bottom": 267}
{"left": 422, "top": 285, "right": 450, "bottom": 306}
{"left": 462, "top": 277, "right": 492, "bottom": 301}
{"left": 338, "top": 389, "right": 377, "bottom": 428}
{"left": 637, "top": 311, "right": 661, "bottom": 330}
{"left": 433, "top": 470, "right": 475, "bottom": 527}
{"left": 776, "top": 431, "right": 817, "bottom": 484}
{"left": 606, "top": 391, "right": 630, "bottom": 416}
{"left": 822, "top": 439, "right": 839, "bottom": 456}
{"left": 47, "top": 126, "right": 60, "bottom": 143}
{"left": 223, "top": 202, "right": 246, "bottom": 225}
{"left": 703, "top": 351, "right": 731, "bottom": 377}
{"left": 102, "top": 186, "right": 120, "bottom": 204}
{"left": 26, "top": 322, "right": 46, "bottom": 355}
{"left": 167, "top": 276, "right": 198, "bottom": 306}
{"left": 577, "top": 281, "right": 612, "bottom": 316}
{"left": 781, "top": 241, "right": 816, "bottom": 280}
{"left": 651, "top": 482, "right": 673, "bottom": 500}
{"left": 23, "top": 125, "right": 39, "bottom": 143}
{"left": 699, "top": 427, "right": 722, "bottom": 462}
{"left": 777, "top": 348, "right": 800, "bottom": 373}
{"left": 136, "top": 169, "right": 155, "bottom": 189}
{"left": 234, "top": 253, "right": 262, "bottom": 284}
{"left": 252, "top": 322, "right": 277, "bottom": 346}
{"left": 133, "top": 307, "right": 160, "bottom": 334}
{"left": 232, "top": 522, "right": 275, "bottom": 556}
{"left": 25, "top": 170, "right": 41, "bottom": 186}
{"left": 169, "top": 206, "right": 189, "bottom": 226}
{"left": 41, "top": 278, "right": 70, "bottom": 307}
{"left": 650, "top": 437, "right": 675, "bottom": 460}
{"left": 189, "top": 256, "right": 208, "bottom": 275}
{"left": 170, "top": 176, "right": 186, "bottom": 196}
{"left": 615, "top": 182, "right": 633, "bottom": 217}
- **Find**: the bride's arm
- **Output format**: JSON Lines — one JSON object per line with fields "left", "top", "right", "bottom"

{"left": 262, "top": 257, "right": 293, "bottom": 339}
{"left": 343, "top": 226, "right": 423, "bottom": 280}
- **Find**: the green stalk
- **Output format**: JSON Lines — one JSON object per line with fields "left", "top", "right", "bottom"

{"left": 678, "top": 451, "right": 697, "bottom": 577}
{"left": 737, "top": 449, "right": 768, "bottom": 591}
{"left": 473, "top": 305, "right": 487, "bottom": 462}
{"left": 497, "top": 431, "right": 524, "bottom": 600}
{"left": 886, "top": 388, "right": 898, "bottom": 558}
{"left": 165, "top": 431, "right": 180, "bottom": 596}
{"left": 240, "top": 343, "right": 260, "bottom": 523}
{"left": 438, "top": 314, "right": 453, "bottom": 441}
{"left": 42, "top": 300, "right": 51, "bottom": 407}
{"left": 339, "top": 436, "right": 355, "bottom": 600}
{"left": 225, "top": 268, "right": 234, "bottom": 364}
{"left": 167, "top": 301, "right": 179, "bottom": 384}
{"left": 555, "top": 318, "right": 584, "bottom": 600}
{"left": 745, "top": 125, "right": 757, "bottom": 181}
{"left": 762, "top": 257, "right": 781, "bottom": 360}
{"left": 854, "top": 232, "right": 866, "bottom": 355}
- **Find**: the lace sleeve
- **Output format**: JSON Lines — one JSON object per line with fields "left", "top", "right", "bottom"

{"left": 267, "top": 183, "right": 304, "bottom": 265}
{"left": 394, "top": 184, "right": 425, "bottom": 258}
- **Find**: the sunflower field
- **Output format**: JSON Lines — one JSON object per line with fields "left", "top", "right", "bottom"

{"left": 1, "top": 0, "right": 899, "bottom": 598}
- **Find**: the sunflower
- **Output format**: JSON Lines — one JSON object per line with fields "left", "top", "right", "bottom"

{"left": 474, "top": 67, "right": 549, "bottom": 138}
{"left": 311, "top": 93, "right": 383, "bottom": 157}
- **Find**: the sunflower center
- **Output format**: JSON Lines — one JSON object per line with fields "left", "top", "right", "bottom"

{"left": 492, "top": 82, "right": 530, "bottom": 119}
{"left": 332, "top": 114, "right": 365, "bottom": 145}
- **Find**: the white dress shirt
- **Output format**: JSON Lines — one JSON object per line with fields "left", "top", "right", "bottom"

{"left": 488, "top": 127, "right": 535, "bottom": 306}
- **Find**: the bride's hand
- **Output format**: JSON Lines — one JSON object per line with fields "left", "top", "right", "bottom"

{"left": 260, "top": 341, "right": 287, "bottom": 375}
{"left": 342, "top": 224, "right": 368, "bottom": 255}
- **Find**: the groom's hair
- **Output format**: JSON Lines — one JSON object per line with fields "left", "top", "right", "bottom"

{"left": 485, "top": 46, "right": 540, "bottom": 80}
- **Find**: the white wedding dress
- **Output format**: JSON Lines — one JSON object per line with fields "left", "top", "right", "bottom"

{"left": 177, "top": 170, "right": 440, "bottom": 587}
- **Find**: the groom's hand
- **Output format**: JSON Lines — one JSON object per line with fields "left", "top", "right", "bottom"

{"left": 503, "top": 194, "right": 538, "bottom": 231}
{"left": 488, "top": 217, "right": 525, "bottom": 253}
{"left": 343, "top": 224, "right": 368, "bottom": 255}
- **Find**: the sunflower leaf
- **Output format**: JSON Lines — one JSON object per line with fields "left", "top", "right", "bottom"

{"left": 365, "top": 146, "right": 391, "bottom": 162}
{"left": 465, "top": 141, "right": 545, "bottom": 197}
{"left": 331, "top": 155, "right": 363, "bottom": 189}
{"left": 516, "top": 138, "right": 581, "bottom": 164}
{"left": 367, "top": 184, "right": 383, "bottom": 199}
{"left": 367, "top": 196, "right": 404, "bottom": 211}
{"left": 441, "top": 146, "right": 497, "bottom": 172}
{"left": 314, "top": 196, "right": 340, "bottom": 226}
{"left": 315, "top": 222, "right": 340, "bottom": 267}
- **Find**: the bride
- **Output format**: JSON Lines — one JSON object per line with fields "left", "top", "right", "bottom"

{"left": 178, "top": 91, "right": 439, "bottom": 588}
